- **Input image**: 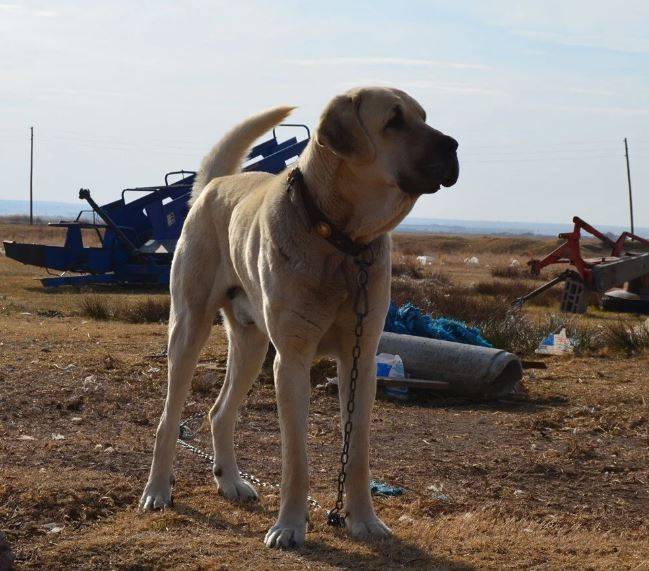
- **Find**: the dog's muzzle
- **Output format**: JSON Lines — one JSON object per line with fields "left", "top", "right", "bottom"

{"left": 397, "top": 133, "right": 460, "bottom": 196}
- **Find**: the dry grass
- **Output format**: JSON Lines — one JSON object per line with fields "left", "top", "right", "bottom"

{"left": 603, "top": 320, "right": 649, "bottom": 355}
{"left": 391, "top": 253, "right": 426, "bottom": 279}
{"left": 2, "top": 223, "right": 649, "bottom": 569}
{"left": 79, "top": 295, "right": 171, "bottom": 323}
{"left": 79, "top": 295, "right": 111, "bottom": 320}
{"left": 1, "top": 311, "right": 647, "bottom": 569}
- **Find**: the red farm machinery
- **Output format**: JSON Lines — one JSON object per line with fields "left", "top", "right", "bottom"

{"left": 515, "top": 217, "right": 649, "bottom": 314}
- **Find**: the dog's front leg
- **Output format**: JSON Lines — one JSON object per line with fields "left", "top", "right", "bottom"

{"left": 337, "top": 335, "right": 392, "bottom": 540}
{"left": 264, "top": 349, "right": 312, "bottom": 549}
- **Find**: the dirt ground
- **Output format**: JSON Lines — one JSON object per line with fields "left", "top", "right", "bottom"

{"left": 1, "top": 225, "right": 648, "bottom": 570}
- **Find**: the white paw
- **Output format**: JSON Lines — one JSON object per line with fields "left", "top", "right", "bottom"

{"left": 347, "top": 516, "right": 392, "bottom": 541}
{"left": 264, "top": 521, "right": 306, "bottom": 549}
{"left": 215, "top": 474, "right": 258, "bottom": 502}
{"left": 139, "top": 475, "right": 174, "bottom": 511}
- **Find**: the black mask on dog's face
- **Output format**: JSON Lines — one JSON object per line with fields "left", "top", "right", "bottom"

{"left": 316, "top": 86, "right": 459, "bottom": 198}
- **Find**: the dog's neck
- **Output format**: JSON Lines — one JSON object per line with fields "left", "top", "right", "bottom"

{"left": 297, "top": 141, "right": 416, "bottom": 244}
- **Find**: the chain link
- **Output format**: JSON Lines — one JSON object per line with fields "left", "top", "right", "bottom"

{"left": 326, "top": 249, "right": 373, "bottom": 528}
{"left": 177, "top": 415, "right": 324, "bottom": 512}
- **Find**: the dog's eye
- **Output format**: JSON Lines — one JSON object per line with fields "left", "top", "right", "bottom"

{"left": 384, "top": 107, "right": 404, "bottom": 131}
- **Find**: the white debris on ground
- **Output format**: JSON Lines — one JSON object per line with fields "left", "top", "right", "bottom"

{"left": 417, "top": 255, "right": 435, "bottom": 265}
{"left": 51, "top": 433, "right": 65, "bottom": 440}
{"left": 427, "top": 484, "right": 450, "bottom": 502}
{"left": 536, "top": 328, "right": 574, "bottom": 355}
{"left": 464, "top": 256, "right": 480, "bottom": 266}
{"left": 42, "top": 523, "right": 64, "bottom": 534}
{"left": 510, "top": 258, "right": 520, "bottom": 267}
{"left": 53, "top": 363, "right": 76, "bottom": 372}
{"left": 82, "top": 375, "right": 100, "bottom": 392}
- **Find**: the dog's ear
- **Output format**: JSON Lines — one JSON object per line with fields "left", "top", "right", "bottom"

{"left": 316, "top": 93, "right": 375, "bottom": 164}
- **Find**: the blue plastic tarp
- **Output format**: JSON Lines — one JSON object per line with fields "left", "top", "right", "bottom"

{"left": 384, "top": 302, "right": 492, "bottom": 348}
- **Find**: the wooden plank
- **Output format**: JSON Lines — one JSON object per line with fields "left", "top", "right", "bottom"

{"left": 376, "top": 376, "right": 450, "bottom": 390}
{"left": 521, "top": 360, "right": 548, "bottom": 370}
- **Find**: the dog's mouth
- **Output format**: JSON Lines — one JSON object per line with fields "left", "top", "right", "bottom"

{"left": 441, "top": 153, "right": 459, "bottom": 188}
{"left": 399, "top": 153, "right": 460, "bottom": 195}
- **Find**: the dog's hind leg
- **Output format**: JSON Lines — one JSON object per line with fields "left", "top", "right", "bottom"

{"left": 209, "top": 306, "right": 268, "bottom": 502}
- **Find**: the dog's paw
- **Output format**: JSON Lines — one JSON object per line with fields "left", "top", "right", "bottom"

{"left": 139, "top": 476, "right": 174, "bottom": 511}
{"left": 215, "top": 475, "right": 258, "bottom": 503}
{"left": 347, "top": 516, "right": 392, "bottom": 541}
{"left": 264, "top": 522, "right": 306, "bottom": 549}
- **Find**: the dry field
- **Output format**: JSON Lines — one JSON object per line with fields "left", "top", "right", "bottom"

{"left": 1, "top": 223, "right": 648, "bottom": 570}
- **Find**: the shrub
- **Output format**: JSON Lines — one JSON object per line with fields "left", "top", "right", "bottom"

{"left": 115, "top": 298, "right": 170, "bottom": 323}
{"left": 80, "top": 296, "right": 170, "bottom": 323}
{"left": 391, "top": 254, "right": 425, "bottom": 279}
{"left": 80, "top": 296, "right": 111, "bottom": 320}
{"left": 491, "top": 265, "right": 525, "bottom": 280}
{"left": 478, "top": 310, "right": 543, "bottom": 356}
{"left": 603, "top": 321, "right": 649, "bottom": 355}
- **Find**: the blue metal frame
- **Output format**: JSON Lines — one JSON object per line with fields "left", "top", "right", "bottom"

{"left": 3, "top": 125, "right": 309, "bottom": 287}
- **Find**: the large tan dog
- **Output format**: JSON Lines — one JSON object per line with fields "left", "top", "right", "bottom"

{"left": 140, "top": 87, "right": 459, "bottom": 548}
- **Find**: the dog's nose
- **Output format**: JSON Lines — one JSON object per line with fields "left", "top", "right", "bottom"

{"left": 440, "top": 135, "right": 458, "bottom": 153}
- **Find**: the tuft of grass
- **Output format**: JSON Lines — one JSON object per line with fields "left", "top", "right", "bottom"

{"left": 491, "top": 265, "right": 526, "bottom": 280}
{"left": 391, "top": 253, "right": 451, "bottom": 284}
{"left": 392, "top": 254, "right": 425, "bottom": 279}
{"left": 80, "top": 296, "right": 111, "bottom": 320}
{"left": 603, "top": 321, "right": 649, "bottom": 356}
{"left": 80, "top": 296, "right": 170, "bottom": 323}
{"left": 115, "top": 298, "right": 170, "bottom": 324}
{"left": 478, "top": 311, "right": 543, "bottom": 356}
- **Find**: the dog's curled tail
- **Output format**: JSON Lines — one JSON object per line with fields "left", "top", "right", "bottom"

{"left": 191, "top": 106, "right": 295, "bottom": 204}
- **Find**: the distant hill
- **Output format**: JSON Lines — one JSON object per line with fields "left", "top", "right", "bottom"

{"left": 1, "top": 199, "right": 645, "bottom": 238}
{"left": 0, "top": 200, "right": 81, "bottom": 221}
{"left": 398, "top": 217, "right": 648, "bottom": 238}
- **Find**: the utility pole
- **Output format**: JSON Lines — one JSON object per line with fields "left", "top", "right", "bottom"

{"left": 29, "top": 126, "right": 34, "bottom": 225}
{"left": 624, "top": 137, "right": 634, "bottom": 235}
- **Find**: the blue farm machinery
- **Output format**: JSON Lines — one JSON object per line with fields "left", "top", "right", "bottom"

{"left": 3, "top": 125, "right": 309, "bottom": 288}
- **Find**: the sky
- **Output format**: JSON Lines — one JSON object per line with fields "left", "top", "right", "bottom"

{"left": 1, "top": 0, "right": 648, "bottom": 228}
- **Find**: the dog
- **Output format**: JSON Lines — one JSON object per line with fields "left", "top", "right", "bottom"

{"left": 140, "top": 86, "right": 459, "bottom": 548}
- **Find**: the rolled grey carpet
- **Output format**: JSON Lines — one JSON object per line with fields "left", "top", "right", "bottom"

{"left": 378, "top": 332, "right": 522, "bottom": 399}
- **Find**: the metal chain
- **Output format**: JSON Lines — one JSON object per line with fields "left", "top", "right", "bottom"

{"left": 177, "top": 415, "right": 324, "bottom": 512}
{"left": 326, "top": 250, "right": 373, "bottom": 528}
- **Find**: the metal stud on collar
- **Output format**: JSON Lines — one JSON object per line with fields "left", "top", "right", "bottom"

{"left": 315, "top": 221, "right": 332, "bottom": 238}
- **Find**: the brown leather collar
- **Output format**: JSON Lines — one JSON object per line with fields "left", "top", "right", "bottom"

{"left": 287, "top": 167, "right": 369, "bottom": 258}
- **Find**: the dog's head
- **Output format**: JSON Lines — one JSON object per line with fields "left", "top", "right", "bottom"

{"left": 316, "top": 87, "right": 459, "bottom": 197}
